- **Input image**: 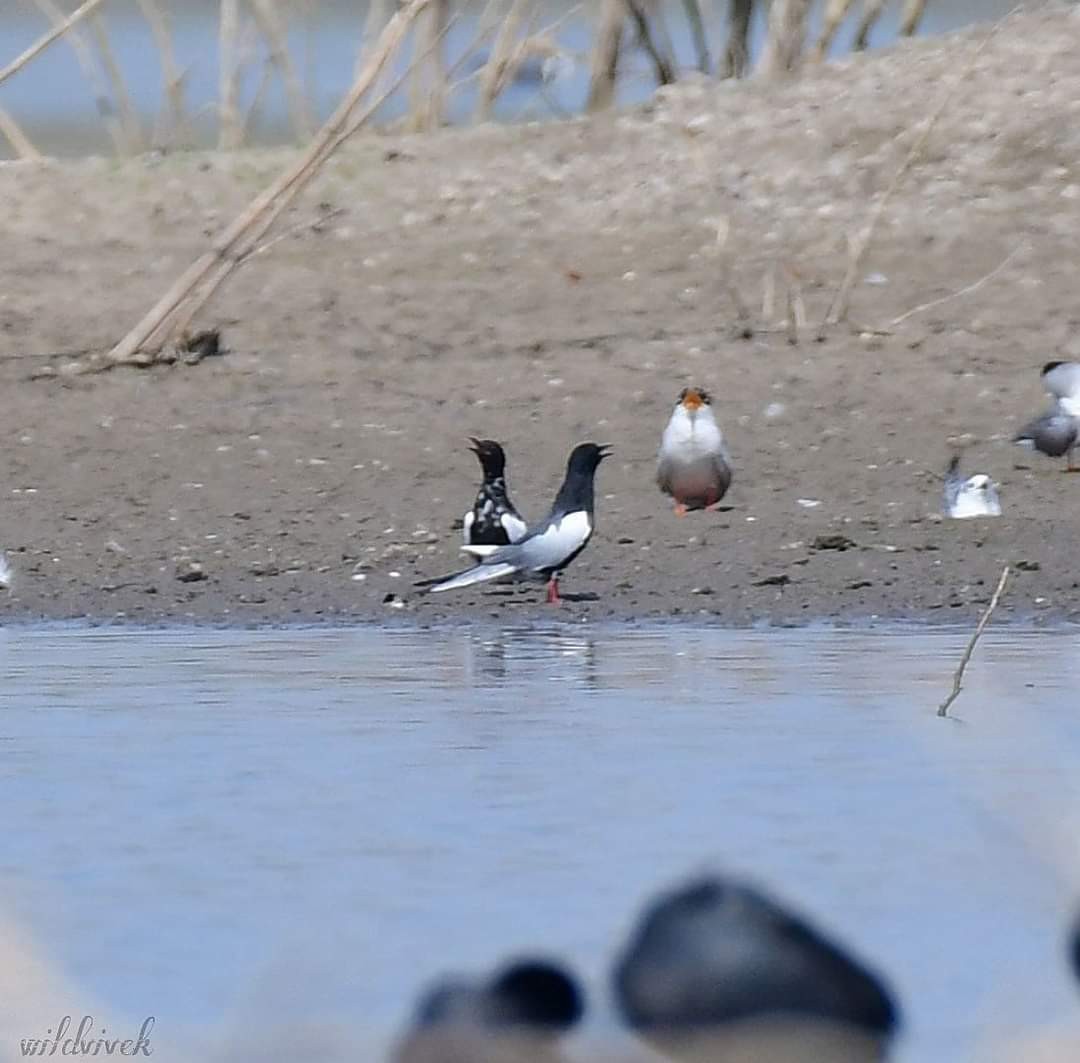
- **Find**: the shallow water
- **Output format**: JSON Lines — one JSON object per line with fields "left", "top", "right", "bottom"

{"left": 0, "top": 0, "right": 1019, "bottom": 157}
{"left": 2, "top": 624, "right": 1080, "bottom": 1060}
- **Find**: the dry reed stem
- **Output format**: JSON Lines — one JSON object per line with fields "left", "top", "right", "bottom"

{"left": 476, "top": 0, "right": 530, "bottom": 122}
{"left": 722, "top": 0, "right": 753, "bottom": 78}
{"left": 250, "top": 0, "right": 313, "bottom": 141}
{"left": 447, "top": 0, "right": 502, "bottom": 87}
{"left": 89, "top": 11, "right": 144, "bottom": 152}
{"left": 681, "top": 0, "right": 710, "bottom": 73}
{"left": 760, "top": 0, "right": 811, "bottom": 77}
{"left": 625, "top": 0, "right": 676, "bottom": 86}
{"left": 813, "top": 0, "right": 857, "bottom": 61}
{"left": 24, "top": 0, "right": 127, "bottom": 154}
{"left": 0, "top": 105, "right": 41, "bottom": 158}
{"left": 408, "top": 0, "right": 449, "bottom": 131}
{"left": 762, "top": 263, "right": 777, "bottom": 321}
{"left": 854, "top": 0, "right": 887, "bottom": 51}
{"left": 820, "top": 12, "right": 1015, "bottom": 330}
{"left": 105, "top": 0, "right": 435, "bottom": 367}
{"left": 587, "top": 0, "right": 624, "bottom": 111}
{"left": 901, "top": 0, "right": 929, "bottom": 37}
{"left": 0, "top": 0, "right": 106, "bottom": 89}
{"left": 356, "top": 0, "right": 392, "bottom": 76}
{"left": 134, "top": 0, "right": 190, "bottom": 149}
{"left": 938, "top": 565, "right": 1011, "bottom": 717}
{"left": 239, "top": 55, "right": 275, "bottom": 142}
{"left": 885, "top": 243, "right": 1025, "bottom": 330}
{"left": 218, "top": 0, "right": 242, "bottom": 149}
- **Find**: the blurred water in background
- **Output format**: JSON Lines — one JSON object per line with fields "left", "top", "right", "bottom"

{"left": 0, "top": 0, "right": 1019, "bottom": 158}
{"left": 1, "top": 624, "right": 1080, "bottom": 1061}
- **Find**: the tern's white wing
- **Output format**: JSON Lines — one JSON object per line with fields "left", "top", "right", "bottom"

{"left": 515, "top": 510, "right": 592, "bottom": 573}
{"left": 500, "top": 511, "right": 529, "bottom": 544}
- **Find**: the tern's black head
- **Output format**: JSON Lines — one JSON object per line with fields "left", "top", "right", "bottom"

{"left": 565, "top": 442, "right": 612, "bottom": 477}
{"left": 487, "top": 960, "right": 584, "bottom": 1031}
{"left": 1042, "top": 360, "right": 1067, "bottom": 378}
{"left": 469, "top": 438, "right": 507, "bottom": 480}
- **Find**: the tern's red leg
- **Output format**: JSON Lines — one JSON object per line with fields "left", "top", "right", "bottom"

{"left": 545, "top": 578, "right": 561, "bottom": 604}
{"left": 673, "top": 503, "right": 688, "bottom": 517}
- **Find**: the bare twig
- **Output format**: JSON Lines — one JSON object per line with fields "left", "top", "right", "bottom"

{"left": 813, "top": 0, "right": 857, "bottom": 61}
{"left": 681, "top": 0, "right": 710, "bottom": 73}
{"left": 901, "top": 0, "right": 929, "bottom": 37}
{"left": 241, "top": 207, "right": 346, "bottom": 261}
{"left": 408, "top": 0, "right": 449, "bottom": 131}
{"left": 760, "top": 0, "right": 811, "bottom": 77}
{"left": 135, "top": 0, "right": 191, "bottom": 149}
{"left": 0, "top": 105, "right": 42, "bottom": 158}
{"left": 938, "top": 565, "right": 1011, "bottom": 717}
{"left": 0, "top": 0, "right": 106, "bottom": 89}
{"left": 886, "top": 243, "right": 1025, "bottom": 330}
{"left": 625, "top": 0, "right": 676, "bottom": 86}
{"left": 218, "top": 0, "right": 242, "bottom": 149}
{"left": 476, "top": 0, "right": 529, "bottom": 121}
{"left": 587, "top": 0, "right": 623, "bottom": 112}
{"left": 89, "top": 11, "right": 144, "bottom": 152}
{"left": 23, "top": 0, "right": 128, "bottom": 154}
{"left": 854, "top": 0, "right": 886, "bottom": 51}
{"left": 762, "top": 263, "right": 777, "bottom": 321}
{"left": 250, "top": 0, "right": 313, "bottom": 140}
{"left": 820, "top": 13, "right": 1014, "bottom": 331}
{"left": 722, "top": 0, "right": 753, "bottom": 79}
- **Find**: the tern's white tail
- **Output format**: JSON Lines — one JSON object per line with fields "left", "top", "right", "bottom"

{"left": 428, "top": 561, "right": 518, "bottom": 593}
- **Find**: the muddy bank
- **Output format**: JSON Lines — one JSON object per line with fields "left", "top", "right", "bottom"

{"left": 1, "top": 4, "right": 1079, "bottom": 627}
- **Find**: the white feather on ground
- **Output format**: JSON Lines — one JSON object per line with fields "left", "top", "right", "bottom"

{"left": 0, "top": 552, "right": 13, "bottom": 589}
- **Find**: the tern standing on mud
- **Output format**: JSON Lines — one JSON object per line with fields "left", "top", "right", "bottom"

{"left": 1013, "top": 360, "right": 1080, "bottom": 471}
{"left": 463, "top": 439, "right": 528, "bottom": 547}
{"left": 419, "top": 442, "right": 610, "bottom": 604}
{"left": 657, "top": 387, "right": 732, "bottom": 515}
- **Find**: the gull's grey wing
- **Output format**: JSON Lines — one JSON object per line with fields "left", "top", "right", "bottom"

{"left": 1015, "top": 408, "right": 1079, "bottom": 457}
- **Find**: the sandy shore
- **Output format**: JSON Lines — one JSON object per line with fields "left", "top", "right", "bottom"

{"left": 2, "top": 4, "right": 1079, "bottom": 627}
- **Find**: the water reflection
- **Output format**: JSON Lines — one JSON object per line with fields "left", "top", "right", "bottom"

{"left": 0, "top": 624, "right": 1079, "bottom": 1062}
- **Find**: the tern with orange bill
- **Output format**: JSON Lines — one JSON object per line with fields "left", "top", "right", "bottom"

{"left": 657, "top": 386, "right": 732, "bottom": 516}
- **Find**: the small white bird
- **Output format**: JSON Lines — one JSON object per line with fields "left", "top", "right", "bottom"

{"left": 657, "top": 386, "right": 732, "bottom": 516}
{"left": 942, "top": 456, "right": 1001, "bottom": 519}
{"left": 0, "top": 552, "right": 12, "bottom": 590}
